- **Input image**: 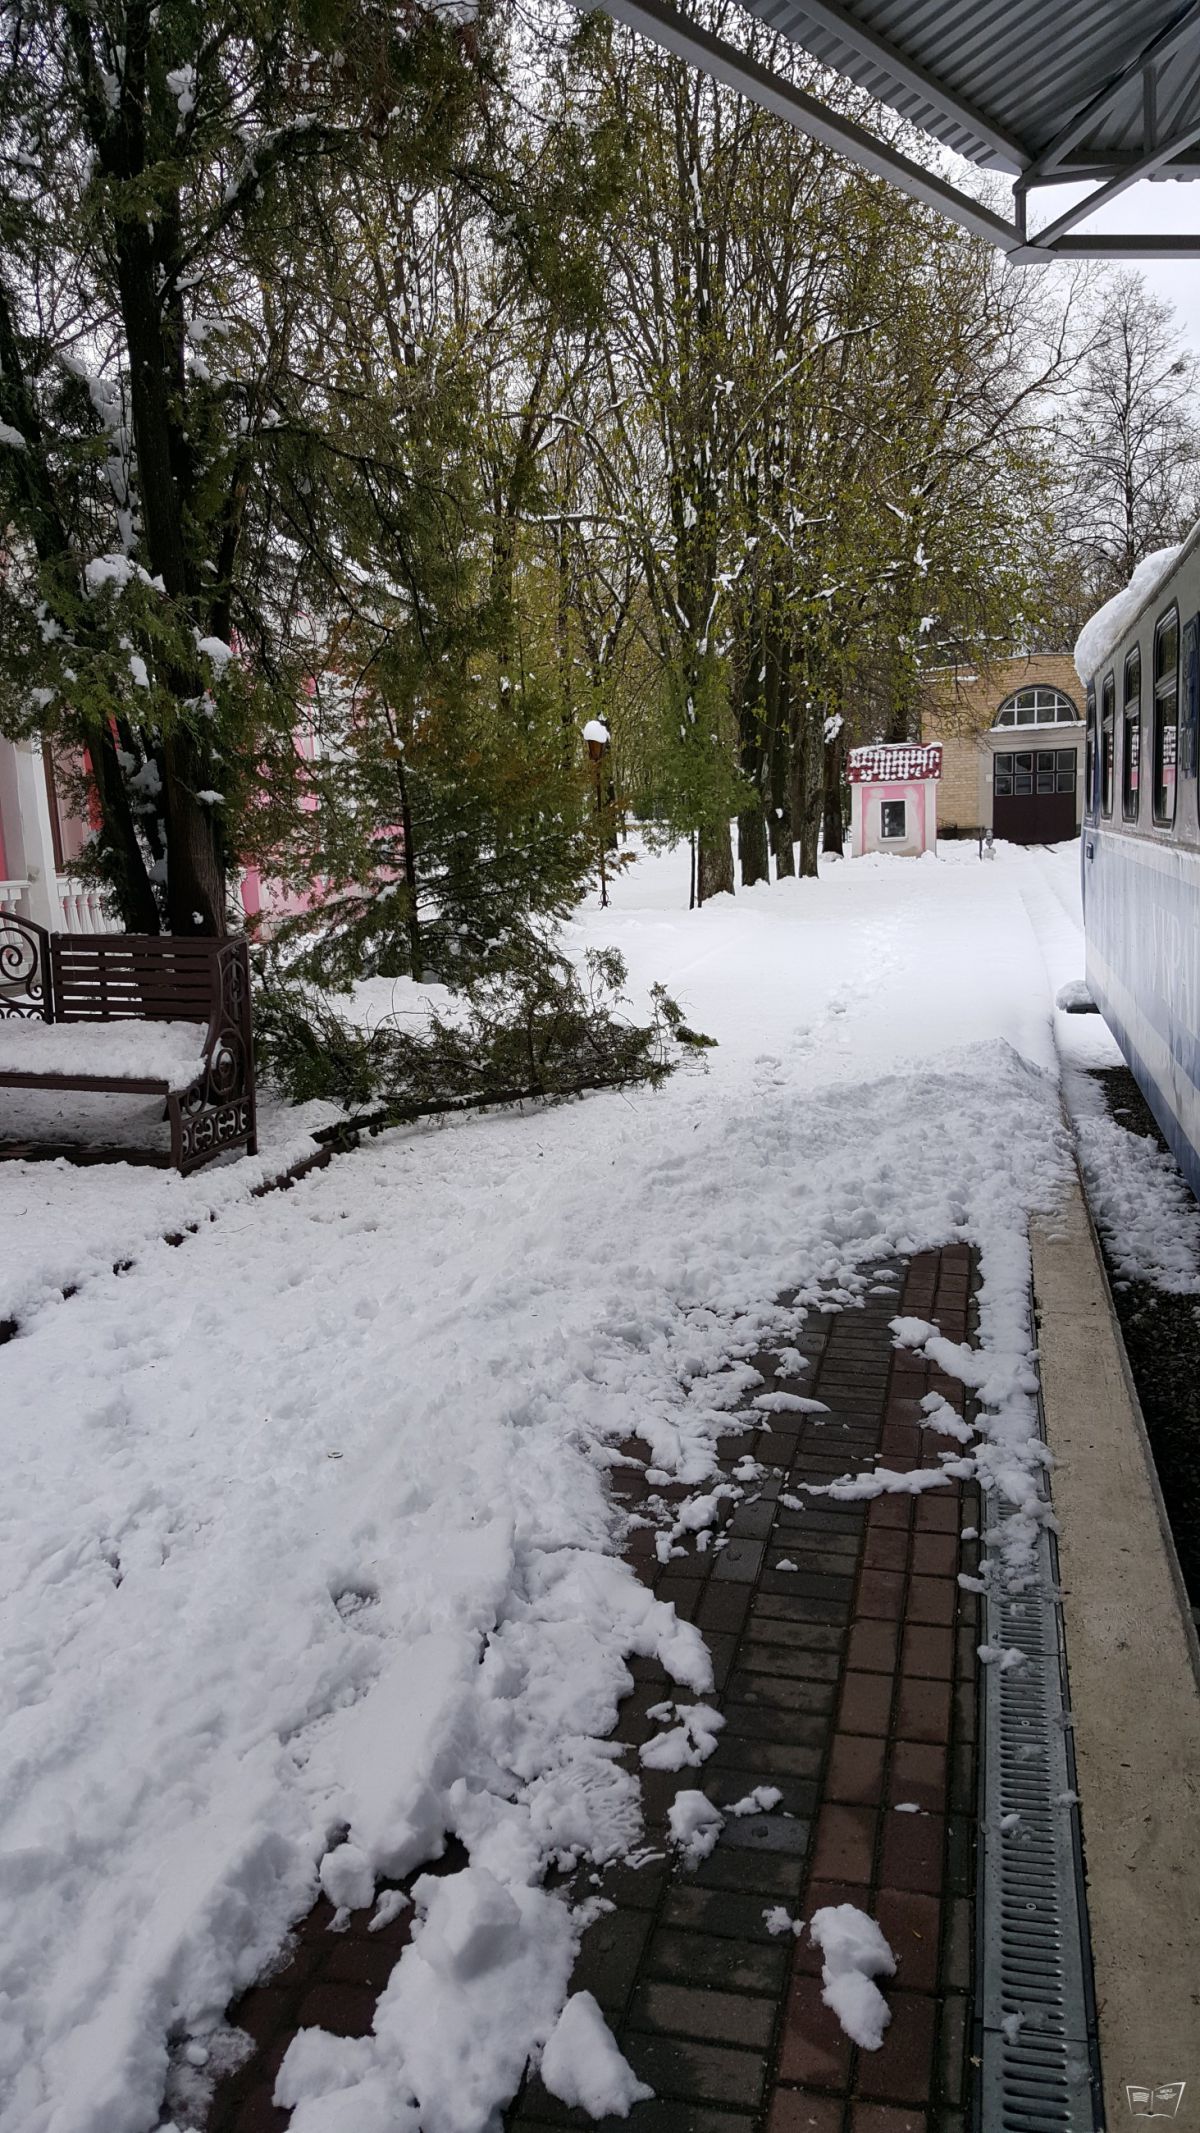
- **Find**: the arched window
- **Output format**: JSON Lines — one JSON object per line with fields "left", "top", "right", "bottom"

{"left": 992, "top": 687, "right": 1080, "bottom": 729}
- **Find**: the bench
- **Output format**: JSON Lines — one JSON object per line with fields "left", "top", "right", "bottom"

{"left": 0, "top": 917, "right": 257, "bottom": 1173}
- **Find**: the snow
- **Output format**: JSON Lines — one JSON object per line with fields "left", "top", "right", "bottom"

{"left": 639, "top": 1702, "right": 724, "bottom": 1770}
{"left": 753, "top": 1389, "right": 828, "bottom": 1413}
{"left": 1074, "top": 546, "right": 1182, "bottom": 683}
{"left": 318, "top": 1843, "right": 374, "bottom": 1913}
{"left": 847, "top": 743, "right": 942, "bottom": 783}
{"left": 1069, "top": 1066, "right": 1200, "bottom": 1292}
{"left": 0, "top": 1090, "right": 334, "bottom": 1327}
{"left": 539, "top": 1992, "right": 653, "bottom": 2117}
{"left": 581, "top": 719, "right": 610, "bottom": 746}
{"left": 0, "top": 1015, "right": 208, "bottom": 1088}
{"left": 83, "top": 553, "right": 162, "bottom": 596}
{"left": 278, "top": 1869, "right": 577, "bottom": 2133}
{"left": 666, "top": 1789, "right": 725, "bottom": 1866}
{"left": 0, "top": 419, "right": 27, "bottom": 450}
{"left": 727, "top": 1785, "right": 782, "bottom": 1815}
{"left": 165, "top": 63, "right": 196, "bottom": 118}
{"left": 808, "top": 1904, "right": 896, "bottom": 2050}
{"left": 1055, "top": 978, "right": 1094, "bottom": 1013}
{"left": 1, "top": 833, "right": 1185, "bottom": 2133}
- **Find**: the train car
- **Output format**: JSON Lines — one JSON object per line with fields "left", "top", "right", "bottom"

{"left": 1078, "top": 526, "right": 1200, "bottom": 1199}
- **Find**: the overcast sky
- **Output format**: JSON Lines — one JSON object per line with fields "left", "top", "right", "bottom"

{"left": 1022, "top": 180, "right": 1200, "bottom": 347}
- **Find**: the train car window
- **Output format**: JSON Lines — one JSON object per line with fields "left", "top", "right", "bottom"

{"left": 1101, "top": 672, "right": 1115, "bottom": 816}
{"left": 1055, "top": 749, "right": 1076, "bottom": 794}
{"left": 1153, "top": 607, "right": 1179, "bottom": 825}
{"left": 993, "top": 751, "right": 1013, "bottom": 796}
{"left": 1122, "top": 648, "right": 1141, "bottom": 820}
{"left": 1014, "top": 750, "right": 1033, "bottom": 796}
{"left": 1085, "top": 688, "right": 1096, "bottom": 817}
{"left": 1183, "top": 615, "right": 1200, "bottom": 780}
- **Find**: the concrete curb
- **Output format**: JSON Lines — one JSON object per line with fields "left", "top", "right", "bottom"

{"left": 1031, "top": 1168, "right": 1200, "bottom": 2124}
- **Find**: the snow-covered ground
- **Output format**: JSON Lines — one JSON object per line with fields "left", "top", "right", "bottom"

{"left": 0, "top": 835, "right": 1181, "bottom": 2133}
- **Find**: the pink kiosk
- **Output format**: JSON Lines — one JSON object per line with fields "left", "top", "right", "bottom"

{"left": 847, "top": 743, "right": 942, "bottom": 858}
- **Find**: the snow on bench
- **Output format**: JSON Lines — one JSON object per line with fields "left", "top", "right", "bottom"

{"left": 0, "top": 917, "right": 257, "bottom": 1172}
{"left": 0, "top": 1016, "right": 208, "bottom": 1090}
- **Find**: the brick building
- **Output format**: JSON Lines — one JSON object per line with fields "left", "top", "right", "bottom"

{"left": 920, "top": 653, "right": 1084, "bottom": 843}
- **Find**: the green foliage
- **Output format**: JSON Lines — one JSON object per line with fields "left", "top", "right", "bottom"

{"left": 254, "top": 936, "right": 710, "bottom": 1119}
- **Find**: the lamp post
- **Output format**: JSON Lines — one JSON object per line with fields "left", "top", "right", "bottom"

{"left": 582, "top": 718, "right": 610, "bottom": 908}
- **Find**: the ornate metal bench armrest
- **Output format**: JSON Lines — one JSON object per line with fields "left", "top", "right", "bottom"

{"left": 172, "top": 938, "right": 258, "bottom": 1171}
{"left": 0, "top": 915, "right": 53, "bottom": 1020}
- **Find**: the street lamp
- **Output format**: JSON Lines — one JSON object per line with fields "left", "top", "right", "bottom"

{"left": 582, "top": 718, "right": 610, "bottom": 908}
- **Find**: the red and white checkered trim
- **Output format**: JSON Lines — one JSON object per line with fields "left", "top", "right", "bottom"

{"left": 847, "top": 744, "right": 943, "bottom": 783}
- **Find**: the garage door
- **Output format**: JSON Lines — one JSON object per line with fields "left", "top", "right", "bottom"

{"left": 993, "top": 748, "right": 1078, "bottom": 844}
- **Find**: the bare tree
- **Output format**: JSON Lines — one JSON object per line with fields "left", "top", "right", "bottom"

{"left": 1058, "top": 271, "right": 1200, "bottom": 620}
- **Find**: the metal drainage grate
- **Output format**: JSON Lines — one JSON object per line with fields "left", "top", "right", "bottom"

{"left": 976, "top": 1466, "right": 1104, "bottom": 2132}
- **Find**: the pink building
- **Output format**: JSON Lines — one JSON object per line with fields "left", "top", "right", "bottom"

{"left": 847, "top": 743, "right": 942, "bottom": 858}
{"left": 0, "top": 730, "right": 323, "bottom": 935}
{"left": 0, "top": 739, "right": 109, "bottom": 932}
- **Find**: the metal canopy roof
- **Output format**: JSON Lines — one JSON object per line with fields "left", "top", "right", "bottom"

{"left": 576, "top": 0, "right": 1200, "bottom": 258}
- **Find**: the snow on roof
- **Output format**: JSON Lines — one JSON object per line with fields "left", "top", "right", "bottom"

{"left": 847, "top": 744, "right": 942, "bottom": 783}
{"left": 1074, "top": 544, "right": 1184, "bottom": 684}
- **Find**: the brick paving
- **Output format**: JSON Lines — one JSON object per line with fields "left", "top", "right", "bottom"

{"left": 201, "top": 1247, "right": 981, "bottom": 2133}
{"left": 509, "top": 1247, "right": 981, "bottom": 2133}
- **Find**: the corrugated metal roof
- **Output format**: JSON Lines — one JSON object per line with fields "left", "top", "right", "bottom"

{"left": 733, "top": 0, "right": 1200, "bottom": 176}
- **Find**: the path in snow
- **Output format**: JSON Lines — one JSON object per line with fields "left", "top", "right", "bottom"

{"left": 0, "top": 838, "right": 1092, "bottom": 2133}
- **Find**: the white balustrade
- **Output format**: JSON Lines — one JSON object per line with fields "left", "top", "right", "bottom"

{"left": 0, "top": 878, "right": 31, "bottom": 919}
{"left": 55, "top": 880, "right": 114, "bottom": 934}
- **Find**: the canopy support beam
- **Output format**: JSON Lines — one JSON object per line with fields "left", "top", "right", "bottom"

{"left": 572, "top": 0, "right": 1200, "bottom": 260}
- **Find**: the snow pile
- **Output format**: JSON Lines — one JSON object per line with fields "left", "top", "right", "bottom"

{"left": 808, "top": 1904, "right": 896, "bottom": 2050}
{"left": 277, "top": 1868, "right": 577, "bottom": 2133}
{"left": 539, "top": 1992, "right": 652, "bottom": 2118}
{"left": 640, "top": 1702, "right": 724, "bottom": 1770}
{"left": 318, "top": 1843, "right": 375, "bottom": 1913}
{"left": 1069, "top": 1070, "right": 1200, "bottom": 1293}
{"left": 1055, "top": 978, "right": 1095, "bottom": 1014}
{"left": 667, "top": 1790, "right": 725, "bottom": 1867}
{"left": 1074, "top": 546, "right": 1182, "bottom": 683}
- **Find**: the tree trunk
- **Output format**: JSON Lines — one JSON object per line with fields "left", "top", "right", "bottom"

{"left": 769, "top": 668, "right": 795, "bottom": 878}
{"left": 822, "top": 731, "right": 845, "bottom": 857}
{"left": 738, "top": 806, "right": 770, "bottom": 886}
{"left": 395, "top": 749, "right": 423, "bottom": 981}
{"left": 89, "top": 721, "right": 162, "bottom": 934}
{"left": 793, "top": 716, "right": 820, "bottom": 879}
{"left": 115, "top": 219, "right": 227, "bottom": 934}
{"left": 697, "top": 818, "right": 735, "bottom": 901}
{"left": 736, "top": 641, "right": 769, "bottom": 886}
{"left": 162, "top": 733, "right": 227, "bottom": 935}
